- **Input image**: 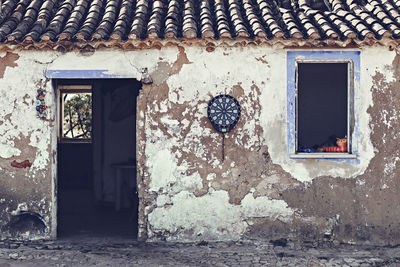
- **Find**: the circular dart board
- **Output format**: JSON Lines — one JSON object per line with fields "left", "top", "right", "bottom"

{"left": 207, "top": 94, "right": 241, "bottom": 133}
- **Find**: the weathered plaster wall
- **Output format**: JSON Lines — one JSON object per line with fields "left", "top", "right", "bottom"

{"left": 280, "top": 47, "right": 400, "bottom": 245}
{"left": 0, "top": 51, "right": 58, "bottom": 240}
{"left": 138, "top": 46, "right": 301, "bottom": 241}
{"left": 136, "top": 45, "right": 400, "bottom": 245}
{"left": 1, "top": 44, "right": 400, "bottom": 244}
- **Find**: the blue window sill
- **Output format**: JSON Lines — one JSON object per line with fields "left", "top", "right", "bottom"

{"left": 290, "top": 153, "right": 357, "bottom": 159}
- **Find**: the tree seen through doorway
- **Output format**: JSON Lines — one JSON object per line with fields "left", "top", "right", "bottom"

{"left": 63, "top": 93, "right": 92, "bottom": 139}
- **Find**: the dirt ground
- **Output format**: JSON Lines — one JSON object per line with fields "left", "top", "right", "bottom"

{"left": 0, "top": 237, "right": 399, "bottom": 266}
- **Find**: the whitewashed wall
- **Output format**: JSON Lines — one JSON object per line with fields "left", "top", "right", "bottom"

{"left": 0, "top": 45, "right": 398, "bottom": 243}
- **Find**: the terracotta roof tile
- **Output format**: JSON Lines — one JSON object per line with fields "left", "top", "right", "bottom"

{"left": 129, "top": 0, "right": 150, "bottom": 39}
{"left": 243, "top": 0, "right": 266, "bottom": 37}
{"left": 199, "top": 0, "right": 214, "bottom": 38}
{"left": 164, "top": 0, "right": 179, "bottom": 38}
{"left": 114, "top": 1, "right": 134, "bottom": 40}
{"left": 58, "top": 0, "right": 90, "bottom": 40}
{"left": 92, "top": 0, "right": 119, "bottom": 40}
{"left": 147, "top": 0, "right": 166, "bottom": 38}
{"left": 0, "top": 0, "right": 400, "bottom": 46}
{"left": 182, "top": 0, "right": 197, "bottom": 38}
{"left": 75, "top": 0, "right": 104, "bottom": 41}
{"left": 24, "top": 0, "right": 56, "bottom": 41}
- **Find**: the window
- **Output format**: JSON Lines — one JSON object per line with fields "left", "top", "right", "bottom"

{"left": 297, "top": 61, "right": 352, "bottom": 154}
{"left": 58, "top": 85, "right": 92, "bottom": 143}
{"left": 287, "top": 51, "right": 360, "bottom": 159}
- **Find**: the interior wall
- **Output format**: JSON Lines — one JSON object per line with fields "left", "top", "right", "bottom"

{"left": 100, "top": 80, "right": 139, "bottom": 202}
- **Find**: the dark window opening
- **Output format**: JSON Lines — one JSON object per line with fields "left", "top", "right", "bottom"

{"left": 297, "top": 62, "right": 350, "bottom": 153}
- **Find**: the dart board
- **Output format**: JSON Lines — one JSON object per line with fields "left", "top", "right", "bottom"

{"left": 207, "top": 94, "right": 241, "bottom": 133}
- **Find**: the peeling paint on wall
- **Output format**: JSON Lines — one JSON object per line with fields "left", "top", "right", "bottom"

{"left": 0, "top": 52, "right": 19, "bottom": 78}
{"left": 1, "top": 44, "right": 400, "bottom": 244}
{"left": 138, "top": 46, "right": 302, "bottom": 241}
{"left": 137, "top": 45, "right": 400, "bottom": 244}
{"left": 0, "top": 144, "right": 21, "bottom": 158}
{"left": 0, "top": 50, "right": 58, "bottom": 240}
{"left": 148, "top": 190, "right": 294, "bottom": 241}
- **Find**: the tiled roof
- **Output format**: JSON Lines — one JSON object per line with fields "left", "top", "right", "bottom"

{"left": 0, "top": 0, "right": 400, "bottom": 48}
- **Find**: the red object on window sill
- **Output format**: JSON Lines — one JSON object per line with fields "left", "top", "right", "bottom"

{"left": 323, "top": 136, "right": 347, "bottom": 153}
{"left": 323, "top": 146, "right": 347, "bottom": 152}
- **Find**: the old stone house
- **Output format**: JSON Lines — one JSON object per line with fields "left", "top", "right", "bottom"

{"left": 1, "top": 0, "right": 400, "bottom": 244}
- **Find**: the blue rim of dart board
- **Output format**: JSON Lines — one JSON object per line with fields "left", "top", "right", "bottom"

{"left": 207, "top": 94, "right": 241, "bottom": 133}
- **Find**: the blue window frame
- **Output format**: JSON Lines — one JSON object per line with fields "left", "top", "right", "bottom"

{"left": 287, "top": 51, "right": 360, "bottom": 161}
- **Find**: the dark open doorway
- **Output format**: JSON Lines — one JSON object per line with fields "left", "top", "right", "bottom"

{"left": 56, "top": 79, "right": 141, "bottom": 239}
